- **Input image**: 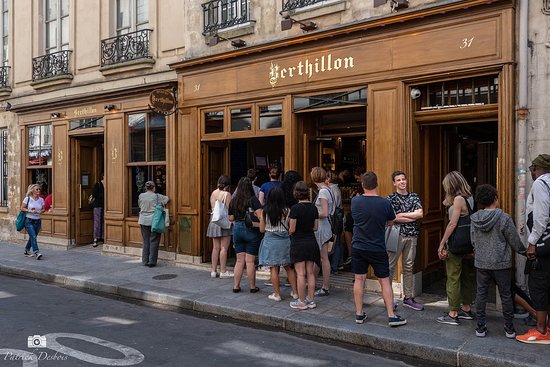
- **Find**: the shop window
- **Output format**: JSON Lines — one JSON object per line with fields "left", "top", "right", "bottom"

{"left": 0, "top": 128, "right": 7, "bottom": 206}
{"left": 204, "top": 110, "right": 224, "bottom": 134}
{"left": 127, "top": 111, "right": 166, "bottom": 216}
{"left": 259, "top": 104, "right": 282, "bottom": 130}
{"left": 27, "top": 124, "right": 52, "bottom": 200}
{"left": 230, "top": 107, "right": 252, "bottom": 132}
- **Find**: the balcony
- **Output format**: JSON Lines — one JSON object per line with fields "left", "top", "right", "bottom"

{"left": 32, "top": 50, "right": 72, "bottom": 83}
{"left": 202, "top": 0, "right": 251, "bottom": 35}
{"left": 101, "top": 29, "right": 153, "bottom": 69}
{"left": 0, "top": 66, "right": 10, "bottom": 93}
{"left": 282, "top": 0, "right": 324, "bottom": 12}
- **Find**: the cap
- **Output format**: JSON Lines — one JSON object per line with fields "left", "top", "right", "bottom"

{"left": 532, "top": 154, "right": 550, "bottom": 170}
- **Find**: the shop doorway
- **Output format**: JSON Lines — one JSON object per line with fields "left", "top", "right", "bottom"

{"left": 420, "top": 121, "right": 498, "bottom": 293}
{"left": 201, "top": 136, "right": 284, "bottom": 262}
{"left": 70, "top": 135, "right": 104, "bottom": 246}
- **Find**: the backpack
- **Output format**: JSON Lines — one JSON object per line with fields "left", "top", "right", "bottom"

{"left": 318, "top": 187, "right": 343, "bottom": 236}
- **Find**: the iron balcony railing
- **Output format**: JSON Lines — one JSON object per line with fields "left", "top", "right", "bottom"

{"left": 32, "top": 50, "right": 72, "bottom": 82}
{"left": 282, "top": 0, "right": 324, "bottom": 12}
{"left": 202, "top": 0, "right": 250, "bottom": 34}
{"left": 0, "top": 66, "right": 9, "bottom": 88}
{"left": 101, "top": 29, "right": 153, "bottom": 67}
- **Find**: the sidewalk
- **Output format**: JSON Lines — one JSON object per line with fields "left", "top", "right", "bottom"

{"left": 0, "top": 242, "right": 548, "bottom": 367}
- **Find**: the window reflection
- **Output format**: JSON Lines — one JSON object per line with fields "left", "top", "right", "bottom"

{"left": 259, "top": 104, "right": 282, "bottom": 129}
{"left": 28, "top": 125, "right": 52, "bottom": 166}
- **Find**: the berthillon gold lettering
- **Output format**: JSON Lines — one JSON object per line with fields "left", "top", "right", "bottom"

{"left": 73, "top": 107, "right": 97, "bottom": 117}
{"left": 269, "top": 53, "right": 355, "bottom": 87}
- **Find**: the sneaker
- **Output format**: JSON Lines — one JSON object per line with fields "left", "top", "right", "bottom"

{"left": 457, "top": 308, "right": 474, "bottom": 320}
{"left": 290, "top": 291, "right": 299, "bottom": 300}
{"left": 219, "top": 271, "right": 234, "bottom": 279}
{"left": 92, "top": 240, "right": 99, "bottom": 248}
{"left": 264, "top": 281, "right": 273, "bottom": 286}
{"left": 403, "top": 297, "right": 424, "bottom": 311}
{"left": 504, "top": 323, "right": 516, "bottom": 339}
{"left": 516, "top": 328, "right": 550, "bottom": 344}
{"left": 476, "top": 323, "right": 487, "bottom": 337}
{"left": 268, "top": 293, "right": 282, "bottom": 302}
{"left": 289, "top": 300, "right": 308, "bottom": 310}
{"left": 210, "top": 271, "right": 218, "bottom": 278}
{"left": 389, "top": 315, "right": 407, "bottom": 327}
{"left": 393, "top": 301, "right": 398, "bottom": 311}
{"left": 35, "top": 253, "right": 43, "bottom": 260}
{"left": 314, "top": 288, "right": 330, "bottom": 297}
{"left": 437, "top": 313, "right": 460, "bottom": 326}
{"left": 355, "top": 312, "right": 368, "bottom": 324}
{"left": 24, "top": 250, "right": 33, "bottom": 257}
{"left": 305, "top": 298, "right": 317, "bottom": 309}
{"left": 343, "top": 256, "right": 352, "bottom": 265}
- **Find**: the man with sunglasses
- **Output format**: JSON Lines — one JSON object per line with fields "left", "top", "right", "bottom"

{"left": 517, "top": 154, "right": 550, "bottom": 344}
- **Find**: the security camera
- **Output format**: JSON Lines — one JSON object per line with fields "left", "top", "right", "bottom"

{"left": 410, "top": 88, "right": 421, "bottom": 100}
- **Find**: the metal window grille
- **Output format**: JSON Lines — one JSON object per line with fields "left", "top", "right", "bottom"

{"left": 0, "top": 128, "right": 7, "bottom": 207}
{"left": 32, "top": 50, "right": 71, "bottom": 81}
{"left": 101, "top": 29, "right": 152, "bottom": 66}
{"left": 202, "top": 0, "right": 249, "bottom": 34}
{"left": 282, "top": 0, "right": 324, "bottom": 12}
{"left": 0, "top": 65, "right": 9, "bottom": 88}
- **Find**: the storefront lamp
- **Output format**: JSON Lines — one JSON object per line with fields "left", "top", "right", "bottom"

{"left": 207, "top": 34, "right": 247, "bottom": 48}
{"left": 50, "top": 112, "right": 62, "bottom": 119}
{"left": 281, "top": 16, "right": 317, "bottom": 32}
{"left": 104, "top": 104, "right": 117, "bottom": 112}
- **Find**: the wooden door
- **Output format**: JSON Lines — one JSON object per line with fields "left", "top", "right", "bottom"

{"left": 72, "top": 140, "right": 99, "bottom": 245}
{"left": 201, "top": 141, "right": 229, "bottom": 262}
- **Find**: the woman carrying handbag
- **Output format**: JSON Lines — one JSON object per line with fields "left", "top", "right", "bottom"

{"left": 206, "top": 175, "right": 233, "bottom": 279}
{"left": 21, "top": 184, "right": 45, "bottom": 260}
{"left": 436, "top": 171, "right": 475, "bottom": 326}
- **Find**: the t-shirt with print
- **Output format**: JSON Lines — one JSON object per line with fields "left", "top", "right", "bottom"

{"left": 387, "top": 192, "right": 422, "bottom": 237}
{"left": 351, "top": 195, "right": 396, "bottom": 252}
{"left": 23, "top": 196, "right": 45, "bottom": 220}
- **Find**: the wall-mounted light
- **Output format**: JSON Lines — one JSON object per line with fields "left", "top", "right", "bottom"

{"left": 373, "top": 0, "right": 409, "bottom": 12}
{"left": 104, "top": 104, "right": 117, "bottom": 112}
{"left": 207, "top": 34, "right": 247, "bottom": 48}
{"left": 281, "top": 15, "right": 318, "bottom": 32}
{"left": 1, "top": 101, "right": 11, "bottom": 111}
{"left": 50, "top": 112, "right": 62, "bottom": 119}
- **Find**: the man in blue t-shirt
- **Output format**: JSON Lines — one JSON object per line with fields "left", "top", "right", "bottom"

{"left": 351, "top": 171, "right": 406, "bottom": 327}
{"left": 259, "top": 167, "right": 282, "bottom": 205}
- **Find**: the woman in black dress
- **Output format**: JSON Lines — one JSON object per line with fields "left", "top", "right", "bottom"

{"left": 288, "top": 181, "right": 320, "bottom": 310}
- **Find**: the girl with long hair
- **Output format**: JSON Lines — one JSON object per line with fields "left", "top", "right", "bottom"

{"left": 259, "top": 186, "right": 297, "bottom": 301}
{"left": 228, "top": 177, "right": 263, "bottom": 293}
{"left": 436, "top": 171, "right": 475, "bottom": 326}
{"left": 21, "top": 184, "right": 45, "bottom": 259}
{"left": 206, "top": 175, "right": 233, "bottom": 278}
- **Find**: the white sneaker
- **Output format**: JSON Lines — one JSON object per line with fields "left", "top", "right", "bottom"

{"left": 35, "top": 253, "right": 43, "bottom": 260}
{"left": 210, "top": 271, "right": 218, "bottom": 278}
{"left": 268, "top": 293, "right": 282, "bottom": 302}
{"left": 290, "top": 291, "right": 299, "bottom": 300}
{"left": 219, "top": 271, "right": 234, "bottom": 278}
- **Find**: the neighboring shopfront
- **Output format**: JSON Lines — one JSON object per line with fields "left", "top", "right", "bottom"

{"left": 171, "top": 1, "right": 515, "bottom": 287}
{"left": 14, "top": 84, "right": 178, "bottom": 260}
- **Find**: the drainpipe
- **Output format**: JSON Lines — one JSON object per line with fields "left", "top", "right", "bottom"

{"left": 515, "top": 0, "right": 529, "bottom": 288}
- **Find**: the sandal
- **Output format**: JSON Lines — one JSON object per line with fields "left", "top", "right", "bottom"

{"left": 250, "top": 286, "right": 260, "bottom": 293}
{"left": 232, "top": 287, "right": 241, "bottom": 293}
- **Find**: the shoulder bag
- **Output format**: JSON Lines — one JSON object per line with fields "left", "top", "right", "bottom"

{"left": 151, "top": 194, "right": 166, "bottom": 234}
{"left": 447, "top": 196, "right": 474, "bottom": 255}
{"left": 15, "top": 197, "right": 30, "bottom": 232}
{"left": 385, "top": 224, "right": 401, "bottom": 252}
{"left": 212, "top": 192, "right": 231, "bottom": 229}
{"left": 244, "top": 198, "right": 260, "bottom": 229}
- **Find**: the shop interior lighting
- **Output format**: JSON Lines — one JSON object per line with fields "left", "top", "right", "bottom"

{"left": 207, "top": 34, "right": 247, "bottom": 48}
{"left": 281, "top": 16, "right": 318, "bottom": 32}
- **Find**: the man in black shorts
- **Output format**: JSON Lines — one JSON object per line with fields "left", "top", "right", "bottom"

{"left": 351, "top": 171, "right": 407, "bottom": 327}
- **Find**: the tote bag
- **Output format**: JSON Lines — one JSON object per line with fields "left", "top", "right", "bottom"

{"left": 15, "top": 197, "right": 30, "bottom": 232}
{"left": 211, "top": 192, "right": 231, "bottom": 229}
{"left": 151, "top": 194, "right": 166, "bottom": 234}
{"left": 385, "top": 224, "right": 401, "bottom": 252}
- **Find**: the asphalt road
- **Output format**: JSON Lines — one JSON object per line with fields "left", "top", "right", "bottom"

{"left": 0, "top": 274, "right": 438, "bottom": 367}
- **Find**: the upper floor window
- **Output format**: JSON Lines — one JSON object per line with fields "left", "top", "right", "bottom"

{"left": 0, "top": 128, "right": 7, "bottom": 207}
{"left": 117, "top": 0, "right": 148, "bottom": 35}
{"left": 202, "top": 0, "right": 250, "bottom": 34}
{"left": 1, "top": 0, "right": 8, "bottom": 65}
{"left": 45, "top": 0, "right": 69, "bottom": 53}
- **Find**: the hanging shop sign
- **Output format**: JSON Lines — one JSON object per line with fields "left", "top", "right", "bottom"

{"left": 149, "top": 89, "right": 176, "bottom": 115}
